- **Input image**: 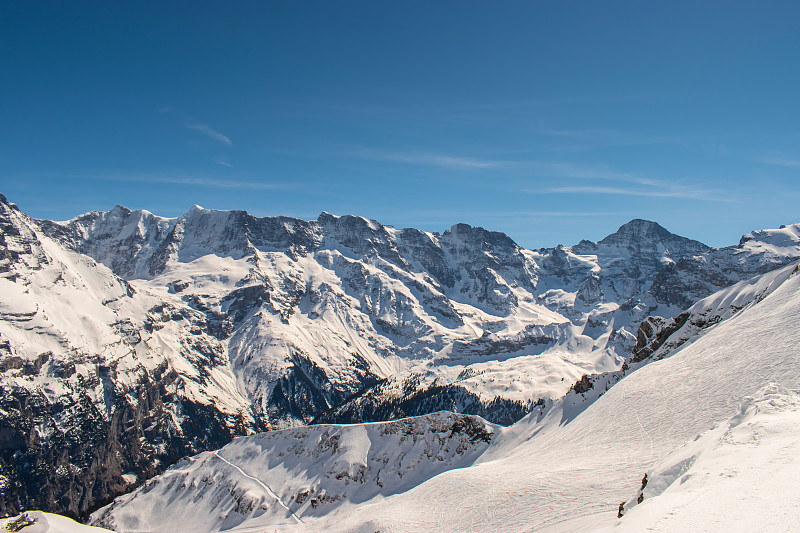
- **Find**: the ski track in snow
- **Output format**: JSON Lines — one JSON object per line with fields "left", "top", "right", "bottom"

{"left": 622, "top": 377, "right": 655, "bottom": 460}
{"left": 211, "top": 450, "right": 304, "bottom": 525}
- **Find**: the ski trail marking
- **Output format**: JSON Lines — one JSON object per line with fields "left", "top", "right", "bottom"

{"left": 622, "top": 379, "right": 655, "bottom": 458}
{"left": 212, "top": 450, "right": 304, "bottom": 524}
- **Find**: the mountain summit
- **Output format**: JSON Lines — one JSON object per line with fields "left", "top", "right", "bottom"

{"left": 599, "top": 218, "right": 709, "bottom": 253}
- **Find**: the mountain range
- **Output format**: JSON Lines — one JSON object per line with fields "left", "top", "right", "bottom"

{"left": 1, "top": 192, "right": 799, "bottom": 526}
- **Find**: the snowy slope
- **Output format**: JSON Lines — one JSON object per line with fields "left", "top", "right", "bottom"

{"left": 93, "top": 262, "right": 800, "bottom": 531}
{"left": 326, "top": 262, "right": 800, "bottom": 532}
{"left": 610, "top": 383, "right": 800, "bottom": 532}
{"left": 332, "top": 262, "right": 800, "bottom": 531}
{"left": 0, "top": 512, "right": 112, "bottom": 533}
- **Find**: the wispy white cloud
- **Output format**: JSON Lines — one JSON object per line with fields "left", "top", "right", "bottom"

{"left": 517, "top": 161, "right": 736, "bottom": 202}
{"left": 545, "top": 162, "right": 662, "bottom": 187}
{"left": 354, "top": 148, "right": 499, "bottom": 169}
{"left": 539, "top": 185, "right": 734, "bottom": 202}
{"left": 400, "top": 208, "right": 628, "bottom": 220}
{"left": 304, "top": 94, "right": 671, "bottom": 120}
{"left": 489, "top": 210, "right": 628, "bottom": 217}
{"left": 106, "top": 174, "right": 287, "bottom": 190}
{"left": 759, "top": 157, "right": 800, "bottom": 169}
{"left": 213, "top": 160, "right": 235, "bottom": 168}
{"left": 539, "top": 126, "right": 626, "bottom": 139}
{"left": 186, "top": 122, "right": 233, "bottom": 146}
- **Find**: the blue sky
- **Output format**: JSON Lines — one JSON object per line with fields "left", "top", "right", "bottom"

{"left": 2, "top": 1, "right": 799, "bottom": 248}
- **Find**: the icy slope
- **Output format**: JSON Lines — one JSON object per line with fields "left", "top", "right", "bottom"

{"left": 611, "top": 383, "right": 800, "bottom": 532}
{"left": 93, "top": 262, "right": 800, "bottom": 532}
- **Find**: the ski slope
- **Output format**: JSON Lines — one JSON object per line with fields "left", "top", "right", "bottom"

{"left": 94, "top": 262, "right": 800, "bottom": 531}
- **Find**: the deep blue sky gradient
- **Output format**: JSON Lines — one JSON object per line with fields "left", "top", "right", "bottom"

{"left": 2, "top": 1, "right": 799, "bottom": 248}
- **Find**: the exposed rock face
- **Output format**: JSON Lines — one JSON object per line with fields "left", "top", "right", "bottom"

{"left": 315, "top": 376, "right": 539, "bottom": 427}
{"left": 574, "top": 219, "right": 711, "bottom": 304}
{"left": 0, "top": 368, "right": 251, "bottom": 519}
{"left": 2, "top": 191, "right": 800, "bottom": 516}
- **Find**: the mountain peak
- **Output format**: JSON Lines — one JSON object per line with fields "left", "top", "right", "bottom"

{"left": 599, "top": 219, "right": 708, "bottom": 250}
{"left": 608, "top": 218, "right": 667, "bottom": 237}
{"left": 317, "top": 211, "right": 340, "bottom": 225}
{"left": 442, "top": 222, "right": 519, "bottom": 252}
{"left": 446, "top": 222, "right": 473, "bottom": 233}
{"left": 739, "top": 223, "right": 800, "bottom": 252}
{"left": 0, "top": 192, "right": 18, "bottom": 212}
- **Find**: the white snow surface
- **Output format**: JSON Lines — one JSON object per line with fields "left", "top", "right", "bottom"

{"left": 5, "top": 195, "right": 800, "bottom": 526}
{"left": 739, "top": 223, "right": 800, "bottom": 259}
{"left": 0, "top": 512, "right": 111, "bottom": 533}
{"left": 609, "top": 383, "right": 800, "bottom": 532}
{"left": 94, "top": 262, "right": 800, "bottom": 532}
{"left": 8, "top": 200, "right": 798, "bottom": 436}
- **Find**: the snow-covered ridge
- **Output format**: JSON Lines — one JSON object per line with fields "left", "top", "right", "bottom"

{"left": 92, "top": 412, "right": 496, "bottom": 532}
{"left": 642, "top": 260, "right": 800, "bottom": 361}
{"left": 0, "top": 196, "right": 257, "bottom": 518}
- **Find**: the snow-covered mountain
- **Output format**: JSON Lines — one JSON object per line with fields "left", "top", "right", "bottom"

{"left": 0, "top": 195, "right": 256, "bottom": 518}
{"left": 91, "top": 261, "right": 800, "bottom": 532}
{"left": 2, "top": 191, "right": 799, "bottom": 517}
